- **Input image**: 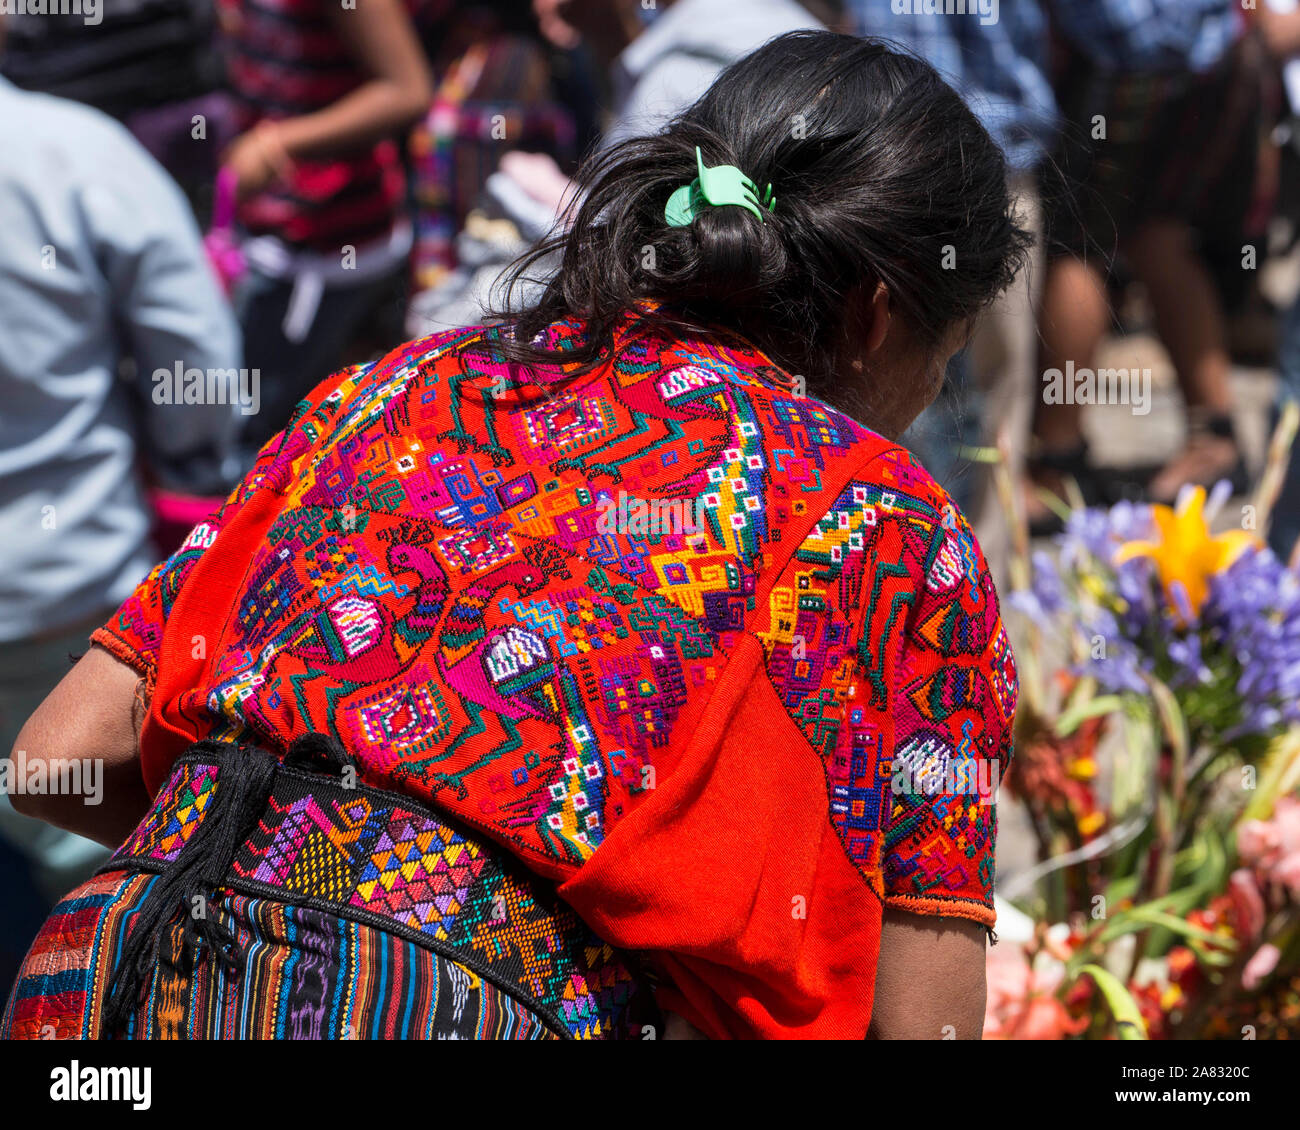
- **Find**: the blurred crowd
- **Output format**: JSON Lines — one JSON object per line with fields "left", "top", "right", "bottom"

{"left": 3, "top": 0, "right": 1300, "bottom": 988}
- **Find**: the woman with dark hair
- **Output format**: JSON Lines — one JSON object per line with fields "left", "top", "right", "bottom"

{"left": 5, "top": 31, "right": 1026, "bottom": 1040}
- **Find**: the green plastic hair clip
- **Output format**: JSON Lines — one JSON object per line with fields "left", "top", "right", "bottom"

{"left": 664, "top": 147, "right": 776, "bottom": 227}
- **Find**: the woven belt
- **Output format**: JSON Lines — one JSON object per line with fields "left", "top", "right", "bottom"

{"left": 100, "top": 736, "right": 652, "bottom": 1040}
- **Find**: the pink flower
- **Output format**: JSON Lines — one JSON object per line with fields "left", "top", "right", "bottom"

{"left": 1275, "top": 797, "right": 1300, "bottom": 849}
{"left": 1236, "top": 818, "right": 1278, "bottom": 866}
{"left": 1227, "top": 869, "right": 1267, "bottom": 941}
{"left": 1242, "top": 943, "right": 1281, "bottom": 992}
{"left": 1275, "top": 852, "right": 1300, "bottom": 899}
{"left": 985, "top": 945, "right": 1035, "bottom": 1037}
{"left": 1238, "top": 798, "right": 1300, "bottom": 866}
{"left": 984, "top": 944, "right": 1083, "bottom": 1039}
{"left": 1017, "top": 995, "right": 1089, "bottom": 1040}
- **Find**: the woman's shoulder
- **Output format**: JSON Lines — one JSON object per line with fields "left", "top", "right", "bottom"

{"left": 243, "top": 326, "right": 495, "bottom": 486}
{"left": 746, "top": 380, "right": 972, "bottom": 557}
{"left": 644, "top": 326, "right": 967, "bottom": 536}
{"left": 751, "top": 399, "right": 997, "bottom": 628}
{"left": 585, "top": 322, "right": 986, "bottom": 587}
{"left": 843, "top": 440, "right": 969, "bottom": 536}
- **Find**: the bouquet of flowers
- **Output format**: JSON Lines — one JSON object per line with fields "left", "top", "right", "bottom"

{"left": 990, "top": 467, "right": 1300, "bottom": 1039}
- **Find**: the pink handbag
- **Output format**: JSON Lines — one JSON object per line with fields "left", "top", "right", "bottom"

{"left": 149, "top": 488, "right": 222, "bottom": 557}
{"left": 204, "top": 166, "right": 246, "bottom": 295}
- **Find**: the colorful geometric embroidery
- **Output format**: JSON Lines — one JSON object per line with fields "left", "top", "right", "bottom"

{"left": 91, "top": 314, "right": 1017, "bottom": 1033}
{"left": 117, "top": 760, "right": 217, "bottom": 861}
{"left": 107, "top": 754, "right": 651, "bottom": 1039}
{"left": 2, "top": 872, "right": 560, "bottom": 1041}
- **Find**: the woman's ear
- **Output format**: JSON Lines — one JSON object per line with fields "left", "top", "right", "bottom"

{"left": 864, "top": 281, "right": 892, "bottom": 357}
{"left": 838, "top": 280, "right": 894, "bottom": 380}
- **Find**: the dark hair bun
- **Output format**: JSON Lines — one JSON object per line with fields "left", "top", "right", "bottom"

{"left": 497, "top": 30, "right": 1030, "bottom": 400}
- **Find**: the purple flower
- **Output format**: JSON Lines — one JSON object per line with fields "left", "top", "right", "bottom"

{"left": 1202, "top": 547, "right": 1300, "bottom": 738}
{"left": 1026, "top": 498, "right": 1300, "bottom": 744}
{"left": 1012, "top": 550, "right": 1068, "bottom": 621}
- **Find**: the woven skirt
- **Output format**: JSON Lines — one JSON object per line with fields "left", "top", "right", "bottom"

{"left": 2, "top": 738, "right": 655, "bottom": 1040}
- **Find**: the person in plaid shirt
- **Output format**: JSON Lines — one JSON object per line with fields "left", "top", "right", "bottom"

{"left": 1049, "top": 0, "right": 1241, "bottom": 74}
{"left": 1030, "top": 0, "right": 1267, "bottom": 518}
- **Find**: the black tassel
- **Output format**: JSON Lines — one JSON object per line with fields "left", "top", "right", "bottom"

{"left": 101, "top": 740, "right": 279, "bottom": 1036}
{"left": 285, "top": 731, "right": 355, "bottom": 776}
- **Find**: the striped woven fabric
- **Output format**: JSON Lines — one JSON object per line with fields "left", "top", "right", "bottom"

{"left": 3, "top": 745, "right": 657, "bottom": 1040}
{"left": 218, "top": 0, "right": 404, "bottom": 251}
{"left": 3, "top": 871, "right": 556, "bottom": 1040}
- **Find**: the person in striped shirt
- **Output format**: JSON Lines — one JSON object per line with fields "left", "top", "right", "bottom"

{"left": 217, "top": 0, "right": 434, "bottom": 458}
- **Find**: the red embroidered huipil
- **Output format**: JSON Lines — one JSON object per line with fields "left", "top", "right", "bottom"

{"left": 94, "top": 317, "right": 1017, "bottom": 1038}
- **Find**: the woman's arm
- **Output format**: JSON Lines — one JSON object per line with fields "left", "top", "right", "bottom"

{"left": 7, "top": 644, "right": 151, "bottom": 849}
{"left": 868, "top": 909, "right": 988, "bottom": 1039}
{"left": 224, "top": 0, "right": 434, "bottom": 196}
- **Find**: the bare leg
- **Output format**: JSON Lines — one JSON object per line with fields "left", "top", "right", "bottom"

{"left": 1124, "top": 219, "right": 1241, "bottom": 501}
{"left": 1025, "top": 254, "right": 1111, "bottom": 522}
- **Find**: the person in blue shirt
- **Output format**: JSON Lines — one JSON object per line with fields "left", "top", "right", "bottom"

{"left": 0, "top": 63, "right": 242, "bottom": 984}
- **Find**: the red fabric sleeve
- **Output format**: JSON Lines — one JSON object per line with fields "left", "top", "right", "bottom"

{"left": 756, "top": 449, "right": 1017, "bottom": 931}
{"left": 882, "top": 480, "right": 1017, "bottom": 926}
{"left": 91, "top": 371, "right": 362, "bottom": 715}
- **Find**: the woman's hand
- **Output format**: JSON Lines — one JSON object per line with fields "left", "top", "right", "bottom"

{"left": 220, "top": 0, "right": 433, "bottom": 202}
{"left": 662, "top": 1011, "right": 708, "bottom": 1040}
{"left": 222, "top": 124, "right": 292, "bottom": 201}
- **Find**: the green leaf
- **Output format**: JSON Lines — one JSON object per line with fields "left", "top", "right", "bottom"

{"left": 1078, "top": 964, "right": 1148, "bottom": 1040}
{"left": 1054, "top": 694, "right": 1126, "bottom": 739}
{"left": 1186, "top": 945, "right": 1235, "bottom": 968}
{"left": 1240, "top": 727, "right": 1300, "bottom": 822}
{"left": 1148, "top": 678, "right": 1189, "bottom": 766}
{"left": 1099, "top": 907, "right": 1232, "bottom": 949}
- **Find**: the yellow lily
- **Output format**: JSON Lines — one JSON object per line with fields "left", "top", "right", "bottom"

{"left": 1114, "top": 486, "right": 1259, "bottom": 618}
